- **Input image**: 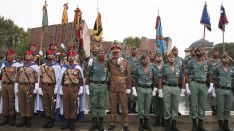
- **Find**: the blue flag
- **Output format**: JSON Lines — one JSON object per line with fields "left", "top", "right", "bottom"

{"left": 200, "top": 3, "right": 211, "bottom": 31}
{"left": 155, "top": 16, "right": 166, "bottom": 55}
{"left": 218, "top": 5, "right": 228, "bottom": 31}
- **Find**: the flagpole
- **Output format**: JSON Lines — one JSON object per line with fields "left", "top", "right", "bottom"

{"left": 222, "top": 26, "right": 225, "bottom": 52}
{"left": 202, "top": 25, "right": 205, "bottom": 49}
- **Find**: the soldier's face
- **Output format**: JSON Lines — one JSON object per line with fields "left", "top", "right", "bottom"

{"left": 50, "top": 45, "right": 57, "bottom": 51}
{"left": 68, "top": 55, "right": 75, "bottom": 62}
{"left": 195, "top": 50, "right": 203, "bottom": 58}
{"left": 149, "top": 53, "right": 155, "bottom": 61}
{"left": 47, "top": 54, "right": 55, "bottom": 61}
{"left": 213, "top": 51, "right": 218, "bottom": 57}
{"left": 173, "top": 50, "right": 178, "bottom": 56}
{"left": 112, "top": 52, "right": 120, "bottom": 59}
{"left": 6, "top": 54, "right": 15, "bottom": 62}
{"left": 222, "top": 57, "right": 229, "bottom": 64}
{"left": 25, "top": 54, "right": 33, "bottom": 61}
{"left": 97, "top": 52, "right": 105, "bottom": 60}
{"left": 155, "top": 55, "right": 162, "bottom": 62}
{"left": 168, "top": 55, "right": 175, "bottom": 63}
{"left": 141, "top": 58, "right": 148, "bottom": 66}
{"left": 29, "top": 46, "right": 36, "bottom": 52}
{"left": 131, "top": 49, "right": 137, "bottom": 56}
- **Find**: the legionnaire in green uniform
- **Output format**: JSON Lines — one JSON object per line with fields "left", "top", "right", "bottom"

{"left": 88, "top": 48, "right": 109, "bottom": 131}
{"left": 126, "top": 47, "right": 139, "bottom": 114}
{"left": 208, "top": 48, "right": 222, "bottom": 116}
{"left": 133, "top": 55, "right": 156, "bottom": 131}
{"left": 213, "top": 53, "right": 233, "bottom": 131}
{"left": 185, "top": 47, "right": 210, "bottom": 131}
{"left": 159, "top": 52, "right": 185, "bottom": 131}
{"left": 152, "top": 52, "right": 165, "bottom": 127}
{"left": 148, "top": 51, "right": 155, "bottom": 66}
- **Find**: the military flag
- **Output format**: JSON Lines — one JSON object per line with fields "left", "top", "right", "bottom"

{"left": 218, "top": 5, "right": 228, "bottom": 31}
{"left": 74, "top": 8, "right": 84, "bottom": 51}
{"left": 155, "top": 15, "right": 166, "bottom": 55}
{"left": 200, "top": 3, "right": 211, "bottom": 31}
{"left": 62, "top": 3, "right": 68, "bottom": 25}
{"left": 91, "top": 12, "right": 103, "bottom": 42}
{"left": 42, "top": 1, "right": 48, "bottom": 27}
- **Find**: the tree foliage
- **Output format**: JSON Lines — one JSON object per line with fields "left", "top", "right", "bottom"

{"left": 0, "top": 16, "right": 29, "bottom": 56}
{"left": 123, "top": 36, "right": 141, "bottom": 48}
{"left": 208, "top": 42, "right": 234, "bottom": 58}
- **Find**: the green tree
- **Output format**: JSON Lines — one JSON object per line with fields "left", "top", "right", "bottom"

{"left": 0, "top": 16, "right": 29, "bottom": 56}
{"left": 208, "top": 42, "right": 234, "bottom": 58}
{"left": 123, "top": 36, "right": 141, "bottom": 48}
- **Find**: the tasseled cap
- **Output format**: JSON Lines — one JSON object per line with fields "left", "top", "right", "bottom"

{"left": 111, "top": 44, "right": 121, "bottom": 53}
{"left": 67, "top": 51, "right": 76, "bottom": 56}
{"left": 46, "top": 50, "right": 55, "bottom": 55}
{"left": 6, "top": 50, "right": 16, "bottom": 55}
{"left": 29, "top": 42, "right": 37, "bottom": 47}
{"left": 25, "top": 50, "right": 33, "bottom": 55}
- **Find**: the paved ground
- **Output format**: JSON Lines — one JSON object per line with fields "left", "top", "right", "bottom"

{"left": 0, "top": 114, "right": 234, "bottom": 131}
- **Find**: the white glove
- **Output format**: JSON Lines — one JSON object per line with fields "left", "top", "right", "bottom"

{"left": 60, "top": 43, "right": 65, "bottom": 49}
{"left": 185, "top": 83, "right": 191, "bottom": 95}
{"left": 158, "top": 89, "right": 163, "bottom": 98}
{"left": 85, "top": 85, "right": 89, "bottom": 95}
{"left": 59, "top": 89, "right": 63, "bottom": 95}
{"left": 79, "top": 86, "right": 84, "bottom": 95}
{"left": 39, "top": 50, "right": 43, "bottom": 56}
{"left": 33, "top": 83, "right": 39, "bottom": 94}
{"left": 211, "top": 87, "right": 216, "bottom": 97}
{"left": 38, "top": 88, "right": 43, "bottom": 95}
{"left": 0, "top": 80, "right": 2, "bottom": 91}
{"left": 14, "top": 83, "right": 19, "bottom": 94}
{"left": 88, "top": 58, "right": 93, "bottom": 67}
{"left": 180, "top": 88, "right": 186, "bottom": 97}
{"left": 152, "top": 87, "right": 158, "bottom": 96}
{"left": 132, "top": 87, "right": 137, "bottom": 96}
{"left": 126, "top": 89, "right": 131, "bottom": 94}
{"left": 208, "top": 83, "right": 214, "bottom": 94}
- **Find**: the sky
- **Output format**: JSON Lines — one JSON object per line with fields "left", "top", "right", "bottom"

{"left": 0, "top": 0, "right": 233, "bottom": 57}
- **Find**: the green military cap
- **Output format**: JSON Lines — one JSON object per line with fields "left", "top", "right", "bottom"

{"left": 155, "top": 52, "right": 162, "bottom": 56}
{"left": 97, "top": 48, "right": 105, "bottom": 53}
{"left": 167, "top": 51, "right": 175, "bottom": 58}
{"left": 195, "top": 47, "right": 202, "bottom": 52}
{"left": 172, "top": 46, "right": 178, "bottom": 51}
{"left": 130, "top": 46, "right": 137, "bottom": 50}
{"left": 221, "top": 52, "right": 229, "bottom": 58}
{"left": 140, "top": 54, "right": 148, "bottom": 60}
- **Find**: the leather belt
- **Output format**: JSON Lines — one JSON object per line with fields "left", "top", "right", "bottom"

{"left": 138, "top": 84, "right": 151, "bottom": 88}
{"left": 42, "top": 83, "right": 55, "bottom": 86}
{"left": 2, "top": 82, "right": 14, "bottom": 84}
{"left": 19, "top": 83, "right": 34, "bottom": 85}
{"left": 91, "top": 81, "right": 106, "bottom": 84}
{"left": 63, "top": 84, "right": 78, "bottom": 87}
{"left": 217, "top": 85, "right": 231, "bottom": 90}
{"left": 111, "top": 76, "right": 126, "bottom": 79}
{"left": 166, "top": 83, "right": 178, "bottom": 87}
{"left": 193, "top": 80, "right": 206, "bottom": 84}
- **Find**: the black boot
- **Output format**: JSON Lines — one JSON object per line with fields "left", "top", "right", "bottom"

{"left": 161, "top": 117, "right": 165, "bottom": 127}
{"left": 218, "top": 120, "right": 224, "bottom": 131}
{"left": 117, "top": 103, "right": 122, "bottom": 115}
{"left": 26, "top": 117, "right": 31, "bottom": 128}
{"left": 61, "top": 119, "right": 70, "bottom": 129}
{"left": 49, "top": 118, "right": 55, "bottom": 128}
{"left": 123, "top": 126, "right": 130, "bottom": 131}
{"left": 132, "top": 102, "right": 138, "bottom": 114}
{"left": 108, "top": 125, "right": 115, "bottom": 130}
{"left": 98, "top": 117, "right": 104, "bottom": 131}
{"left": 128, "top": 103, "right": 132, "bottom": 113}
{"left": 224, "top": 120, "right": 232, "bottom": 131}
{"left": 70, "top": 119, "right": 75, "bottom": 130}
{"left": 197, "top": 119, "right": 206, "bottom": 131}
{"left": 43, "top": 117, "right": 50, "bottom": 128}
{"left": 150, "top": 104, "right": 154, "bottom": 114}
{"left": 144, "top": 118, "right": 151, "bottom": 130}
{"left": 9, "top": 115, "right": 16, "bottom": 126}
{"left": 153, "top": 116, "right": 160, "bottom": 127}
{"left": 164, "top": 119, "right": 171, "bottom": 131}
{"left": 212, "top": 106, "right": 217, "bottom": 116}
{"left": 0, "top": 115, "right": 9, "bottom": 125}
{"left": 192, "top": 119, "right": 198, "bottom": 131}
{"left": 139, "top": 118, "right": 144, "bottom": 131}
{"left": 171, "top": 120, "right": 180, "bottom": 131}
{"left": 89, "top": 117, "right": 97, "bottom": 130}
{"left": 16, "top": 117, "right": 26, "bottom": 127}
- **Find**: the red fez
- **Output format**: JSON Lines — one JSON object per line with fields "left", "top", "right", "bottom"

{"left": 46, "top": 50, "right": 55, "bottom": 55}
{"left": 6, "top": 50, "right": 16, "bottom": 55}
{"left": 50, "top": 42, "right": 57, "bottom": 46}
{"left": 29, "top": 42, "right": 37, "bottom": 47}
{"left": 25, "top": 51, "right": 33, "bottom": 55}
{"left": 111, "top": 44, "right": 121, "bottom": 52}
{"left": 67, "top": 51, "right": 76, "bottom": 56}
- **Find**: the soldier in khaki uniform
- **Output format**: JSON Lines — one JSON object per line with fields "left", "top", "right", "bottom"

{"left": 16, "top": 51, "right": 39, "bottom": 128}
{"left": 60, "top": 51, "right": 83, "bottom": 130}
{"left": 40, "top": 50, "right": 61, "bottom": 128}
{"left": 107, "top": 44, "right": 132, "bottom": 131}
{"left": 0, "top": 50, "right": 21, "bottom": 126}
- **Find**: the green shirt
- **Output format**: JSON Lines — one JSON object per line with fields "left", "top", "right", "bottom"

{"left": 186, "top": 59, "right": 209, "bottom": 81}
{"left": 213, "top": 65, "right": 233, "bottom": 88}
{"left": 126, "top": 56, "right": 140, "bottom": 77}
{"left": 89, "top": 59, "right": 109, "bottom": 82}
{"left": 160, "top": 64, "right": 184, "bottom": 85}
{"left": 208, "top": 58, "right": 222, "bottom": 76}
{"left": 135, "top": 65, "right": 155, "bottom": 86}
